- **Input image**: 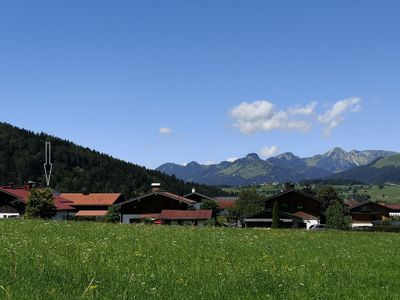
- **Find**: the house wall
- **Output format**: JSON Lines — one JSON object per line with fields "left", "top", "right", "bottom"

{"left": 351, "top": 222, "right": 373, "bottom": 228}
{"left": 0, "top": 213, "right": 20, "bottom": 219}
{"left": 53, "top": 211, "right": 69, "bottom": 221}
{"left": 120, "top": 194, "right": 190, "bottom": 215}
{"left": 264, "top": 192, "right": 321, "bottom": 218}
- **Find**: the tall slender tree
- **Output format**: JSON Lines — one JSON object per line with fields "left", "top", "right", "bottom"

{"left": 272, "top": 201, "right": 280, "bottom": 229}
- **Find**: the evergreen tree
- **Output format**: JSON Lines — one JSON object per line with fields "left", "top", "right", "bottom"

{"left": 272, "top": 201, "right": 280, "bottom": 229}
{"left": 25, "top": 188, "right": 56, "bottom": 219}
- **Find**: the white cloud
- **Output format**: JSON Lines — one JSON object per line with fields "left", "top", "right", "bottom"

{"left": 226, "top": 157, "right": 239, "bottom": 162}
{"left": 317, "top": 97, "right": 362, "bottom": 136}
{"left": 203, "top": 161, "right": 215, "bottom": 165}
{"left": 259, "top": 145, "right": 280, "bottom": 158}
{"left": 288, "top": 101, "right": 317, "bottom": 116}
{"left": 230, "top": 100, "right": 313, "bottom": 134}
{"left": 159, "top": 127, "right": 172, "bottom": 135}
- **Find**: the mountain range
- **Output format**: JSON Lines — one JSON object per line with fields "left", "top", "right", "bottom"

{"left": 157, "top": 148, "right": 398, "bottom": 186}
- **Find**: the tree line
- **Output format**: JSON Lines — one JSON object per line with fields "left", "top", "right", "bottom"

{"left": 0, "top": 122, "right": 225, "bottom": 198}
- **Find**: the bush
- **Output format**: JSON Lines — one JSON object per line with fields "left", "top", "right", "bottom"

{"left": 25, "top": 188, "right": 56, "bottom": 219}
{"left": 325, "top": 201, "right": 351, "bottom": 230}
{"left": 104, "top": 205, "right": 120, "bottom": 223}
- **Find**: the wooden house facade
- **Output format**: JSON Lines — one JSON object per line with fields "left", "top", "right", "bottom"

{"left": 242, "top": 189, "right": 322, "bottom": 229}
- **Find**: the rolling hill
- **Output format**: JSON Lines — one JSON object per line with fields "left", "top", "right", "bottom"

{"left": 0, "top": 122, "right": 224, "bottom": 198}
{"left": 329, "top": 154, "right": 400, "bottom": 184}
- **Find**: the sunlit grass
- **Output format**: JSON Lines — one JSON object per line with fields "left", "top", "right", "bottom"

{"left": 0, "top": 220, "right": 399, "bottom": 299}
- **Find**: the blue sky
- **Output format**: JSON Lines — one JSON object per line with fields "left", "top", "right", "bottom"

{"left": 0, "top": 0, "right": 399, "bottom": 169}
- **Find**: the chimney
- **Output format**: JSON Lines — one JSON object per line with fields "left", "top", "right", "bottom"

{"left": 151, "top": 183, "right": 161, "bottom": 193}
{"left": 192, "top": 188, "right": 196, "bottom": 193}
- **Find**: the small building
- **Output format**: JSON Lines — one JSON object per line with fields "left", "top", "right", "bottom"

{"left": 0, "top": 184, "right": 75, "bottom": 219}
{"left": 60, "top": 193, "right": 124, "bottom": 219}
{"left": 241, "top": 189, "right": 322, "bottom": 228}
{"left": 158, "top": 209, "right": 212, "bottom": 226}
{"left": 349, "top": 201, "right": 392, "bottom": 227}
{"left": 119, "top": 188, "right": 196, "bottom": 224}
{"left": 214, "top": 196, "right": 238, "bottom": 216}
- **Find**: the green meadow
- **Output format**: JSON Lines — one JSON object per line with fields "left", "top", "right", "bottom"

{"left": 1, "top": 220, "right": 400, "bottom": 299}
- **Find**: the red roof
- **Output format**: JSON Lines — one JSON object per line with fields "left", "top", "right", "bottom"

{"left": 0, "top": 186, "right": 74, "bottom": 211}
{"left": 60, "top": 193, "right": 122, "bottom": 206}
{"left": 218, "top": 200, "right": 237, "bottom": 209}
{"left": 159, "top": 210, "right": 212, "bottom": 220}
{"left": 344, "top": 199, "right": 360, "bottom": 209}
{"left": 138, "top": 213, "right": 160, "bottom": 219}
{"left": 293, "top": 211, "right": 319, "bottom": 220}
{"left": 385, "top": 204, "right": 400, "bottom": 211}
{"left": 75, "top": 210, "right": 108, "bottom": 217}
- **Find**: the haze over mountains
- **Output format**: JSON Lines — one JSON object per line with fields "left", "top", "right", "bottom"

{"left": 157, "top": 148, "right": 398, "bottom": 186}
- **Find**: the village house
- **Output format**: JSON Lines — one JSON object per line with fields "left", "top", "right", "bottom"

{"left": 214, "top": 196, "right": 238, "bottom": 216}
{"left": 60, "top": 192, "right": 124, "bottom": 219}
{"left": 0, "top": 184, "right": 75, "bottom": 219}
{"left": 241, "top": 189, "right": 321, "bottom": 229}
{"left": 119, "top": 183, "right": 196, "bottom": 224}
{"left": 345, "top": 200, "right": 392, "bottom": 228}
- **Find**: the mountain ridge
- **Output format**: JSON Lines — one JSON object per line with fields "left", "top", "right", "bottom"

{"left": 157, "top": 147, "right": 398, "bottom": 186}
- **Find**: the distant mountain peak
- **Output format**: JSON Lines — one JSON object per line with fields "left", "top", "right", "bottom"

{"left": 276, "top": 152, "right": 298, "bottom": 161}
{"left": 187, "top": 161, "right": 200, "bottom": 167}
{"left": 245, "top": 153, "right": 261, "bottom": 160}
{"left": 326, "top": 147, "right": 346, "bottom": 156}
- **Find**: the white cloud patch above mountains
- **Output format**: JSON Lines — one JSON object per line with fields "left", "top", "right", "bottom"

{"left": 230, "top": 97, "right": 361, "bottom": 136}
{"left": 317, "top": 97, "right": 361, "bottom": 136}
{"left": 230, "top": 101, "right": 312, "bottom": 134}
{"left": 259, "top": 146, "right": 280, "bottom": 158}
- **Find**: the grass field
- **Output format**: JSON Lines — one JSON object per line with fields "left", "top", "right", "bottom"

{"left": 359, "top": 185, "right": 400, "bottom": 203}
{"left": 1, "top": 220, "right": 400, "bottom": 299}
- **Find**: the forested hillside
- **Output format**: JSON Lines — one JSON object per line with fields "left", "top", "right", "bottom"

{"left": 0, "top": 122, "right": 224, "bottom": 198}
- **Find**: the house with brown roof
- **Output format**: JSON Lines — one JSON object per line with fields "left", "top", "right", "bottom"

{"left": 60, "top": 193, "right": 124, "bottom": 219}
{"left": 118, "top": 186, "right": 197, "bottom": 224}
{"left": 0, "top": 184, "right": 75, "bottom": 220}
{"left": 348, "top": 201, "right": 392, "bottom": 227}
{"left": 241, "top": 189, "right": 322, "bottom": 229}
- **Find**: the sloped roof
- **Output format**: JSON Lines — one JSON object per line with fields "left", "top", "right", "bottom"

{"left": 119, "top": 191, "right": 196, "bottom": 206}
{"left": 60, "top": 193, "right": 122, "bottom": 206}
{"left": 0, "top": 186, "right": 75, "bottom": 211}
{"left": 183, "top": 191, "right": 215, "bottom": 202}
{"left": 218, "top": 200, "right": 237, "bottom": 209}
{"left": 75, "top": 210, "right": 108, "bottom": 217}
{"left": 349, "top": 201, "right": 392, "bottom": 212}
{"left": 261, "top": 189, "right": 321, "bottom": 204}
{"left": 385, "top": 204, "right": 400, "bottom": 211}
{"left": 344, "top": 199, "right": 360, "bottom": 209}
{"left": 159, "top": 209, "right": 212, "bottom": 220}
{"left": 293, "top": 211, "right": 319, "bottom": 220}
